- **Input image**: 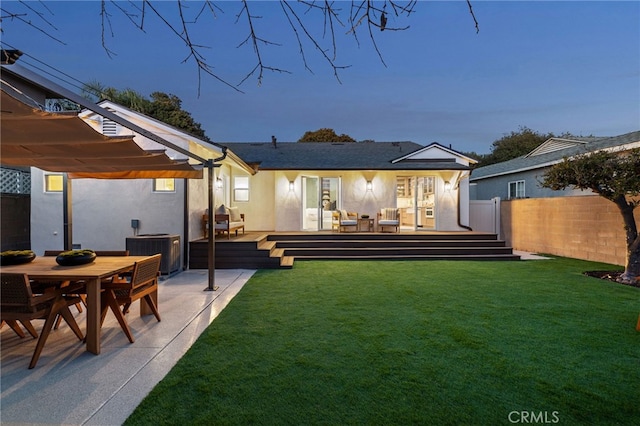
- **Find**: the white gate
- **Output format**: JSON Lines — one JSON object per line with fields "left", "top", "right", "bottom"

{"left": 469, "top": 197, "right": 501, "bottom": 238}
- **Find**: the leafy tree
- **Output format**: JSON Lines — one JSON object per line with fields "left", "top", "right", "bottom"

{"left": 82, "top": 83, "right": 209, "bottom": 141}
{"left": 145, "top": 92, "right": 209, "bottom": 140}
{"left": 298, "top": 128, "right": 356, "bottom": 143}
{"left": 479, "top": 127, "right": 553, "bottom": 166}
{"left": 541, "top": 148, "right": 640, "bottom": 284}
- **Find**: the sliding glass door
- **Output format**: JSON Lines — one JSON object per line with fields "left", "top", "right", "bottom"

{"left": 302, "top": 176, "right": 340, "bottom": 231}
{"left": 397, "top": 176, "right": 436, "bottom": 230}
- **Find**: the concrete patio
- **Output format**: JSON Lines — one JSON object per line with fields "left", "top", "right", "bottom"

{"left": 0, "top": 269, "right": 255, "bottom": 425}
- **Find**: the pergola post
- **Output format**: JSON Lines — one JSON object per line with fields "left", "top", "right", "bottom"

{"left": 205, "top": 160, "right": 218, "bottom": 291}
{"left": 63, "top": 173, "right": 72, "bottom": 251}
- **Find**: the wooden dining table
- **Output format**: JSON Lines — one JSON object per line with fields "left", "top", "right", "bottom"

{"left": 1, "top": 255, "right": 154, "bottom": 355}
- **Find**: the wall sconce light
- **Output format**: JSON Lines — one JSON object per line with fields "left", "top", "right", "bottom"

{"left": 366, "top": 180, "right": 373, "bottom": 191}
{"left": 444, "top": 181, "right": 451, "bottom": 191}
{"left": 289, "top": 180, "right": 295, "bottom": 191}
{"left": 215, "top": 178, "right": 223, "bottom": 189}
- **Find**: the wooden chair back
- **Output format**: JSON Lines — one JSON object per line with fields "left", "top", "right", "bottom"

{"left": 0, "top": 273, "right": 36, "bottom": 313}
{"left": 129, "top": 254, "right": 162, "bottom": 295}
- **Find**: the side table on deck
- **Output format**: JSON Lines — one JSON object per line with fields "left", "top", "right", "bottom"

{"left": 358, "top": 218, "right": 375, "bottom": 232}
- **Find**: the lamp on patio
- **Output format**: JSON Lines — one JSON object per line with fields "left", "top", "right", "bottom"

{"left": 366, "top": 180, "right": 373, "bottom": 191}
{"left": 215, "top": 178, "right": 223, "bottom": 189}
{"left": 444, "top": 181, "right": 451, "bottom": 191}
{"left": 289, "top": 180, "right": 295, "bottom": 191}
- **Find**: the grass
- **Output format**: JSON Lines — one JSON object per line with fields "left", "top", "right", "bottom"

{"left": 125, "top": 258, "right": 639, "bottom": 425}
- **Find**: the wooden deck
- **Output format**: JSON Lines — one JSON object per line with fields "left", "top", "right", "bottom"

{"left": 189, "top": 231, "right": 520, "bottom": 269}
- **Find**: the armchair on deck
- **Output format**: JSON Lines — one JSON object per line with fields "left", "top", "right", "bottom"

{"left": 332, "top": 210, "right": 358, "bottom": 232}
{"left": 378, "top": 208, "right": 400, "bottom": 233}
{"left": 212, "top": 205, "right": 245, "bottom": 239}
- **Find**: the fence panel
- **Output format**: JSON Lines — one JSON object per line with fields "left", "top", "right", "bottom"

{"left": 470, "top": 198, "right": 501, "bottom": 237}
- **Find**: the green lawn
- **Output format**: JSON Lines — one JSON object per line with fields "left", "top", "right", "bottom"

{"left": 126, "top": 258, "right": 639, "bottom": 425}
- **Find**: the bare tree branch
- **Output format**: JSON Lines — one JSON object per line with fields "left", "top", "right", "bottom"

{"left": 466, "top": 0, "right": 480, "bottom": 33}
{"left": 236, "top": 0, "right": 291, "bottom": 87}
{"left": 100, "top": 1, "right": 118, "bottom": 58}
{"left": 0, "top": 7, "right": 66, "bottom": 44}
{"left": 3, "top": 1, "right": 481, "bottom": 92}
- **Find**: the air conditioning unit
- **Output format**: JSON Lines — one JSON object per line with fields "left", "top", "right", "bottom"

{"left": 126, "top": 234, "right": 180, "bottom": 276}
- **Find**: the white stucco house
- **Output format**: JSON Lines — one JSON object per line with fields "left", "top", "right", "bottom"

{"left": 3, "top": 61, "right": 479, "bottom": 269}
{"left": 220, "top": 141, "right": 478, "bottom": 233}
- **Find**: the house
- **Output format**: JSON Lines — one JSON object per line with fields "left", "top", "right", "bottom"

{"left": 470, "top": 131, "right": 640, "bottom": 200}
{"left": 468, "top": 130, "right": 640, "bottom": 267}
{"left": 220, "top": 141, "right": 477, "bottom": 232}
{"left": 2, "top": 60, "right": 480, "bottom": 271}
{"left": 27, "top": 100, "right": 253, "bottom": 261}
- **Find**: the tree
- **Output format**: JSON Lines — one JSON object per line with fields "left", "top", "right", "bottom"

{"left": 540, "top": 148, "right": 640, "bottom": 284}
{"left": 146, "top": 92, "right": 209, "bottom": 140}
{"left": 82, "top": 83, "right": 210, "bottom": 140}
{"left": 298, "top": 128, "right": 356, "bottom": 143}
{"left": 1, "top": 1, "right": 479, "bottom": 90}
{"left": 479, "top": 127, "right": 553, "bottom": 166}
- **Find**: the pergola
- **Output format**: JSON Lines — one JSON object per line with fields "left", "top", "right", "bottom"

{"left": 1, "top": 62, "right": 222, "bottom": 289}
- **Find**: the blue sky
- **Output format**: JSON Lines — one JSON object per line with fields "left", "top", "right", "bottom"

{"left": 1, "top": 1, "right": 638, "bottom": 154}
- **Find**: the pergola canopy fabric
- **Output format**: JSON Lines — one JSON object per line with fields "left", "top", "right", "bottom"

{"left": 0, "top": 89, "right": 203, "bottom": 179}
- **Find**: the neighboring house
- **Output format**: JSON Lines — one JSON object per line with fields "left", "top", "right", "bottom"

{"left": 29, "top": 100, "right": 253, "bottom": 261}
{"left": 221, "top": 141, "right": 477, "bottom": 232}
{"left": 470, "top": 131, "right": 640, "bottom": 200}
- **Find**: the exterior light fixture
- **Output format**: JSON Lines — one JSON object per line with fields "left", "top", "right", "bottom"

{"left": 366, "top": 180, "right": 373, "bottom": 191}
{"left": 289, "top": 180, "right": 295, "bottom": 191}
{"left": 444, "top": 181, "right": 451, "bottom": 191}
{"left": 215, "top": 178, "right": 223, "bottom": 189}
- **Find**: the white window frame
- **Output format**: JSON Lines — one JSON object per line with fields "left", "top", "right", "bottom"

{"left": 234, "top": 176, "right": 250, "bottom": 202}
{"left": 508, "top": 180, "right": 525, "bottom": 199}
{"left": 153, "top": 178, "right": 176, "bottom": 193}
{"left": 44, "top": 173, "right": 64, "bottom": 193}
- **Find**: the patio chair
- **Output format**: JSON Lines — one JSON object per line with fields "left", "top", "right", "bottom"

{"left": 334, "top": 210, "right": 358, "bottom": 232}
{"left": 377, "top": 208, "right": 400, "bottom": 233}
{"left": 100, "top": 254, "right": 162, "bottom": 343}
{"left": 0, "top": 272, "right": 85, "bottom": 369}
{"left": 1, "top": 319, "right": 31, "bottom": 338}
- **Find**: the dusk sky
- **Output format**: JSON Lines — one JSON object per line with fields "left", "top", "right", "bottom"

{"left": 1, "top": 1, "right": 638, "bottom": 154}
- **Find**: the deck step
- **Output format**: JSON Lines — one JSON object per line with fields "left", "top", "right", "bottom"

{"left": 258, "top": 240, "right": 277, "bottom": 250}
{"left": 188, "top": 232, "right": 520, "bottom": 270}
{"left": 280, "top": 256, "right": 295, "bottom": 268}
{"left": 294, "top": 254, "right": 521, "bottom": 261}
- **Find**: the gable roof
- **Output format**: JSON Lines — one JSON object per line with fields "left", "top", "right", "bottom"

{"left": 79, "top": 101, "right": 255, "bottom": 175}
{"left": 221, "top": 141, "right": 473, "bottom": 171}
{"left": 525, "top": 137, "right": 595, "bottom": 157}
{"left": 470, "top": 130, "right": 640, "bottom": 181}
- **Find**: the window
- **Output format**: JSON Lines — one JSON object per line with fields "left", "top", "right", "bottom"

{"left": 508, "top": 180, "right": 525, "bottom": 199}
{"left": 153, "top": 178, "right": 175, "bottom": 192}
{"left": 45, "top": 174, "right": 64, "bottom": 192}
{"left": 234, "top": 176, "right": 249, "bottom": 202}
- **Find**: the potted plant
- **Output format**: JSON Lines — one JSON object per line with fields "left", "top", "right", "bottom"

{"left": 0, "top": 250, "right": 36, "bottom": 266}
{"left": 55, "top": 249, "right": 97, "bottom": 266}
